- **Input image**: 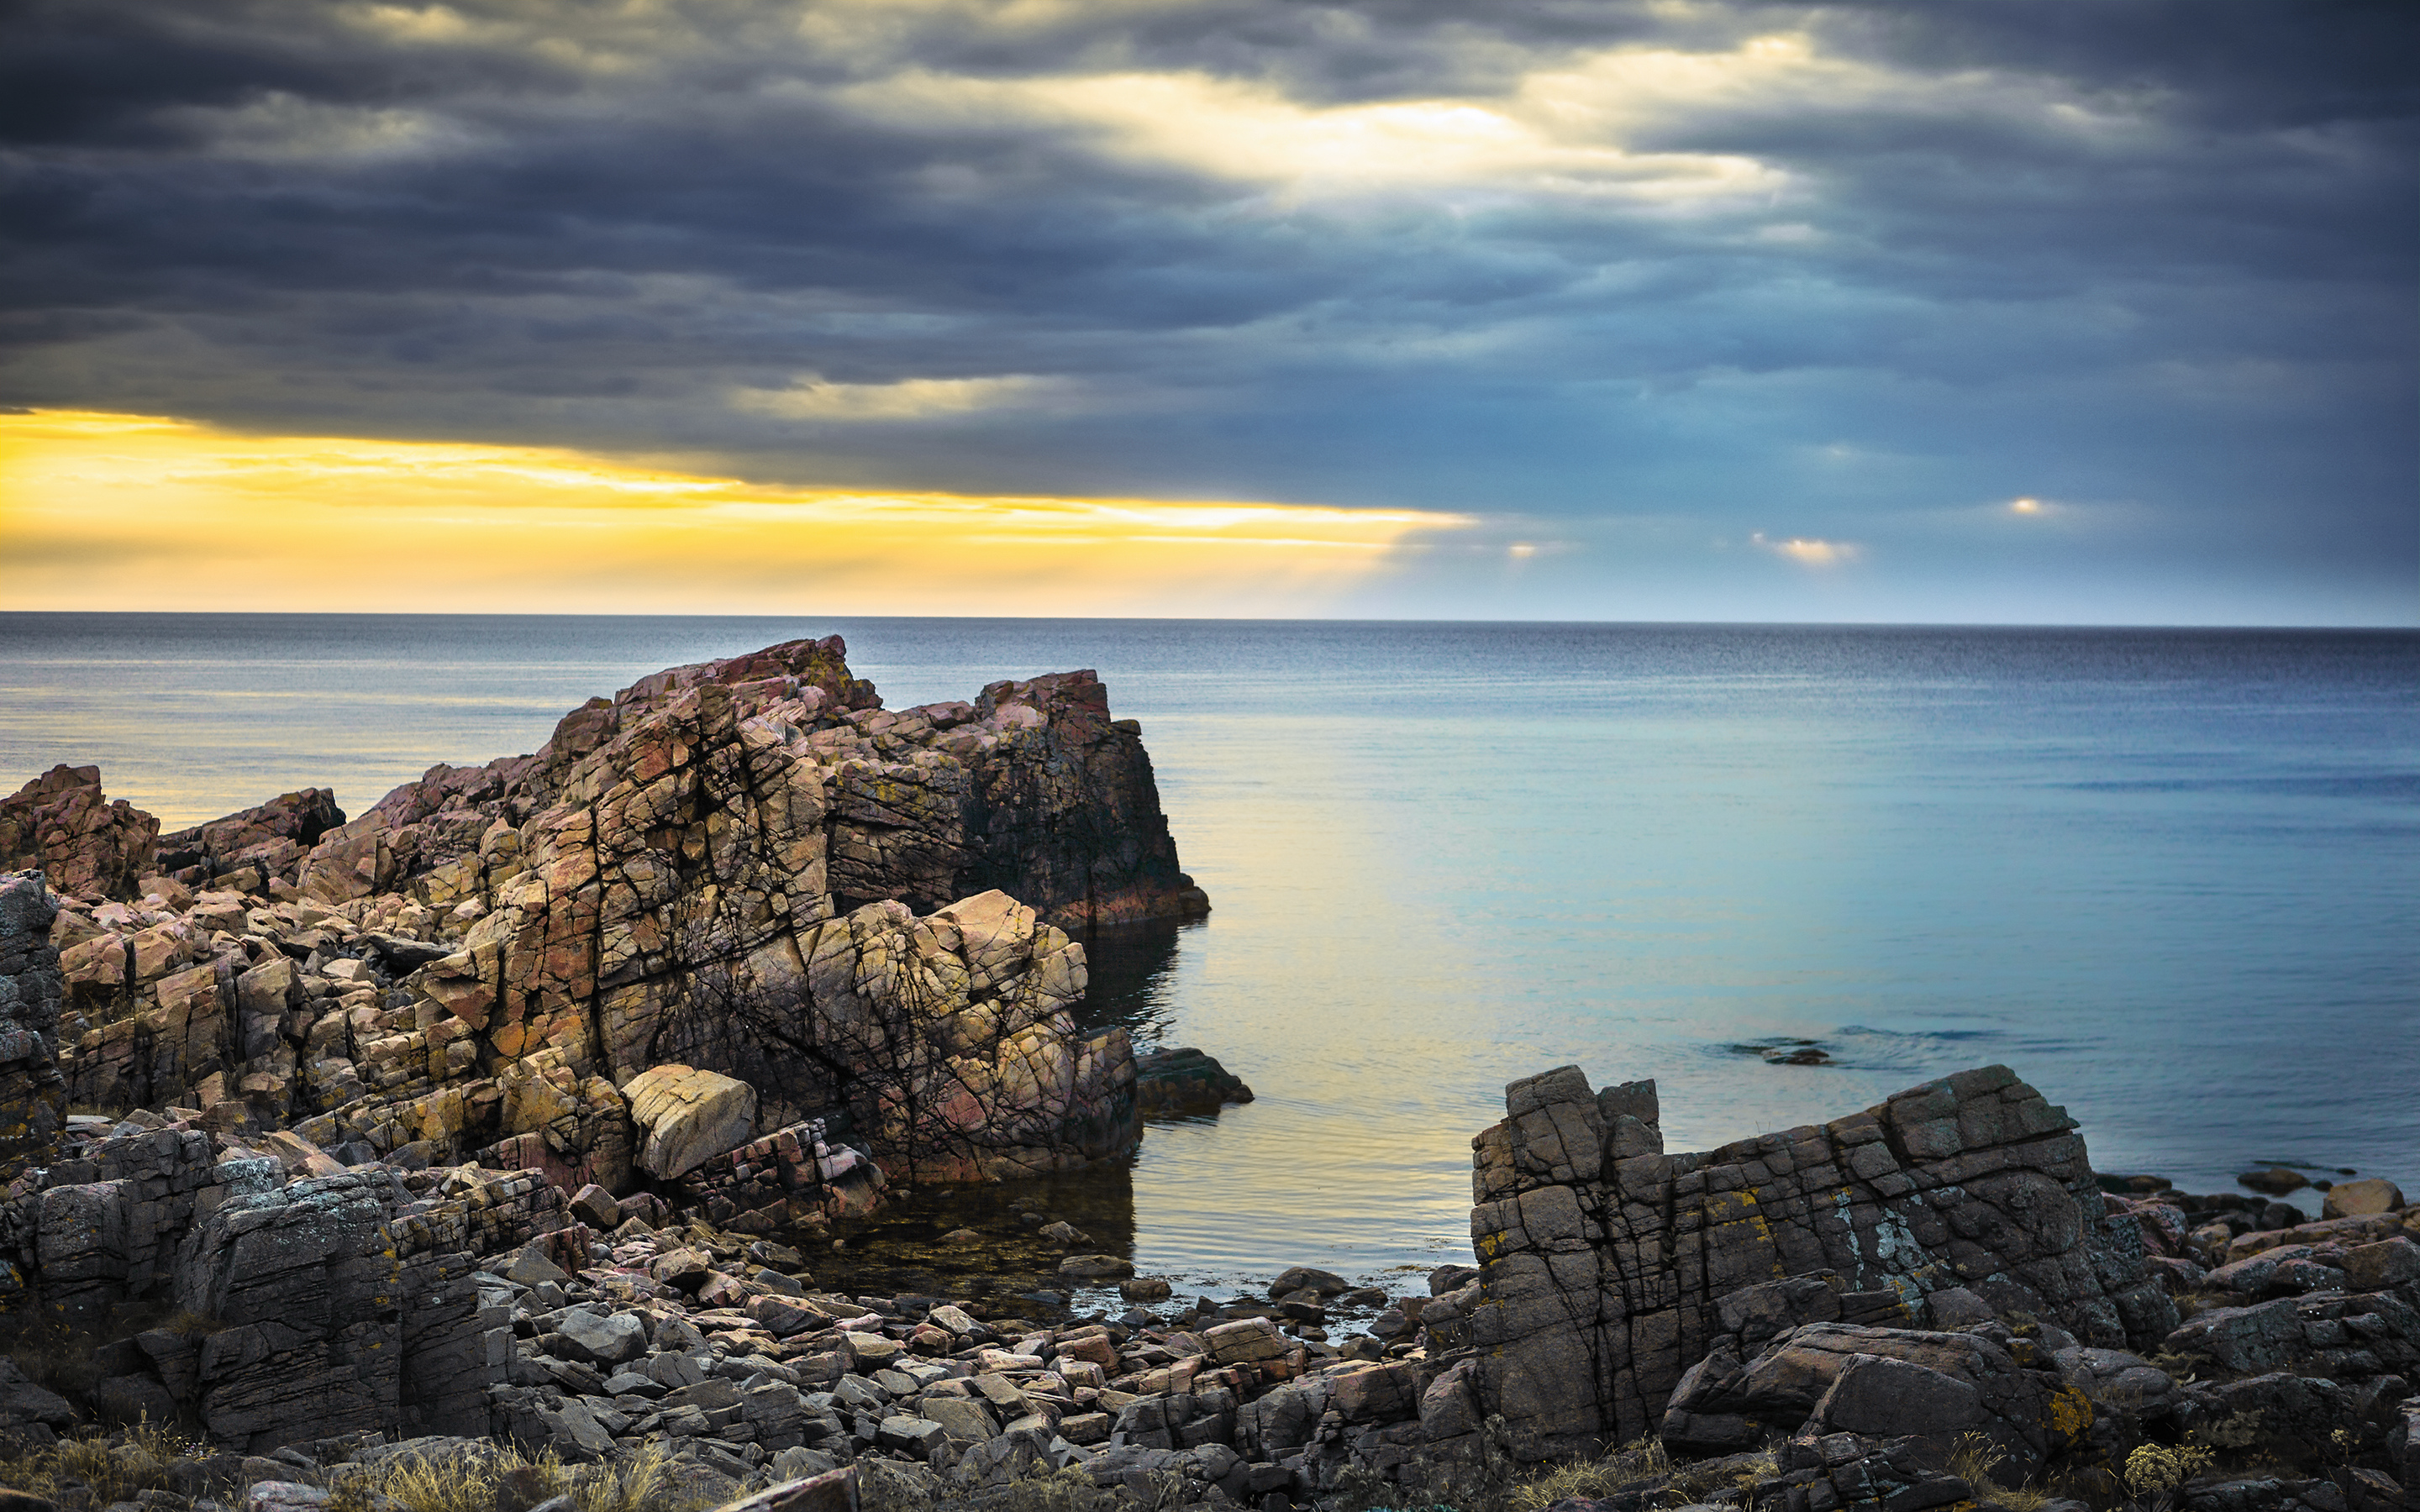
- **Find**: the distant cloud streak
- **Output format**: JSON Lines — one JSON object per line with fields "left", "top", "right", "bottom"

{"left": 0, "top": 412, "right": 1470, "bottom": 614}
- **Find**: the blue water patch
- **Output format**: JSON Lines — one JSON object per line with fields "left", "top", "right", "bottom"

{"left": 3, "top": 614, "right": 2413, "bottom": 1277}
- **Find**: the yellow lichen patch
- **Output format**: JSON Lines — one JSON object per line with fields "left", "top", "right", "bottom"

{"left": 2048, "top": 1383, "right": 2095, "bottom": 1442}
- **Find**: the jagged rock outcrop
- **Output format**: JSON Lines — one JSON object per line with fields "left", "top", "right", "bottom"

{"left": 297, "top": 637, "right": 1205, "bottom": 930}
{"left": 157, "top": 787, "right": 345, "bottom": 892}
{"left": 1456, "top": 1063, "right": 2179, "bottom": 1460}
{"left": 38, "top": 638, "right": 1179, "bottom": 1199}
{"left": 0, "top": 765, "right": 160, "bottom": 901}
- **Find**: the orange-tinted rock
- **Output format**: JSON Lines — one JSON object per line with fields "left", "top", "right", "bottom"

{"left": 0, "top": 765, "right": 160, "bottom": 901}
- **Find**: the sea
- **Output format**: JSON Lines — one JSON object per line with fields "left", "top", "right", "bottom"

{"left": 3, "top": 614, "right": 2414, "bottom": 1296}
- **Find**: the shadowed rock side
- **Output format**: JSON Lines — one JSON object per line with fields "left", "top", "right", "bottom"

{"left": 0, "top": 874, "right": 66, "bottom": 1172}
{"left": 1455, "top": 1063, "right": 2181, "bottom": 1461}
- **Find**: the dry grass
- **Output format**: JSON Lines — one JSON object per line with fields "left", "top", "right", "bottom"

{"left": 1948, "top": 1432, "right": 2054, "bottom": 1512}
{"left": 328, "top": 1439, "right": 712, "bottom": 1512}
{"left": 1497, "top": 1436, "right": 1673, "bottom": 1512}
{"left": 0, "top": 1420, "right": 203, "bottom": 1504}
{"left": 572, "top": 1441, "right": 700, "bottom": 1512}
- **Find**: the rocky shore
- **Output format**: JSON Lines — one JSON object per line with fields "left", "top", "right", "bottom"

{"left": 0, "top": 639, "right": 2412, "bottom": 1512}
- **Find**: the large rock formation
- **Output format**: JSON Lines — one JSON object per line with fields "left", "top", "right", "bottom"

{"left": 0, "top": 766, "right": 160, "bottom": 901}
{"left": 1456, "top": 1063, "right": 2179, "bottom": 1459}
{"left": 28, "top": 638, "right": 1187, "bottom": 1205}
{"left": 302, "top": 638, "right": 1206, "bottom": 930}
{"left": 0, "top": 1113, "right": 566, "bottom": 1449}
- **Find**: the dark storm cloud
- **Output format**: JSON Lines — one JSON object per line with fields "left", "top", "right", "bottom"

{"left": 1, "top": 0, "right": 2411, "bottom": 620}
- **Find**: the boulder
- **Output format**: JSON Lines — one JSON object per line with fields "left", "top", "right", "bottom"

{"left": 1663, "top": 1322, "right": 2091, "bottom": 1478}
{"left": 553, "top": 1309, "right": 646, "bottom": 1366}
{"left": 1134, "top": 1047, "right": 1255, "bottom": 1117}
{"left": 1465, "top": 1063, "right": 2175, "bottom": 1460}
{"left": 0, "top": 1357, "right": 76, "bottom": 1430}
{"left": 2324, "top": 1179, "right": 2407, "bottom": 1220}
{"left": 624, "top": 1065, "right": 758, "bottom": 1179}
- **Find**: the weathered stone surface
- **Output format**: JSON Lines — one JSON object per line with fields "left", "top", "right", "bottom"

{"left": 1462, "top": 1063, "right": 2177, "bottom": 1459}
{"left": 2161, "top": 1289, "right": 2420, "bottom": 1378}
{"left": 624, "top": 1064, "right": 758, "bottom": 1179}
{"left": 0, "top": 766, "right": 160, "bottom": 901}
{"left": 172, "top": 1169, "right": 504, "bottom": 1449}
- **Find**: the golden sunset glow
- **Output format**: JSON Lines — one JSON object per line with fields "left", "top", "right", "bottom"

{"left": 0, "top": 411, "right": 1473, "bottom": 614}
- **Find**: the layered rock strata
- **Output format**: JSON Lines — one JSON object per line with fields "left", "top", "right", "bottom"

{"left": 0, "top": 874, "right": 66, "bottom": 1173}
{"left": 1458, "top": 1063, "right": 2181, "bottom": 1459}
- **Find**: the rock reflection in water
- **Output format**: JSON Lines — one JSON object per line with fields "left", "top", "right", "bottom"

{"left": 788, "top": 1154, "right": 1142, "bottom": 1310}
{"left": 1070, "top": 917, "right": 1187, "bottom": 1045}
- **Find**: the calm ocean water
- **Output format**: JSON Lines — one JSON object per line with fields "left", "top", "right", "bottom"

{"left": 3, "top": 614, "right": 2414, "bottom": 1292}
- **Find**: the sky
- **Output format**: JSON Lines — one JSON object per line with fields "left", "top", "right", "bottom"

{"left": 1, "top": 0, "right": 2413, "bottom": 622}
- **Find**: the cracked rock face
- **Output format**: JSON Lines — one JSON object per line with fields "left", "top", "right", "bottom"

{"left": 1460, "top": 1063, "right": 2180, "bottom": 1460}
{"left": 34, "top": 638, "right": 1192, "bottom": 1194}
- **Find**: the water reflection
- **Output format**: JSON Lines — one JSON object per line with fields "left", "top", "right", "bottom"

{"left": 1070, "top": 919, "right": 1189, "bottom": 1046}
{"left": 801, "top": 919, "right": 1207, "bottom": 1303}
{"left": 798, "top": 1157, "right": 1141, "bottom": 1310}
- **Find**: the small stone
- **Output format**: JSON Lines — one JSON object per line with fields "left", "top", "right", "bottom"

{"left": 568, "top": 1184, "right": 622, "bottom": 1230}
{"left": 1057, "top": 1254, "right": 1134, "bottom": 1280}
{"left": 503, "top": 1245, "right": 571, "bottom": 1286}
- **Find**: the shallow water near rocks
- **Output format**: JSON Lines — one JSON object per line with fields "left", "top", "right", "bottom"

{"left": 3, "top": 614, "right": 2413, "bottom": 1294}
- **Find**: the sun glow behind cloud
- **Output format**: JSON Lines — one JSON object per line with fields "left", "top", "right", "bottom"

{"left": 0, "top": 412, "right": 1470, "bottom": 614}
{"left": 1751, "top": 532, "right": 1860, "bottom": 567}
